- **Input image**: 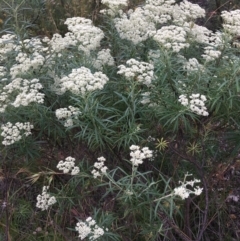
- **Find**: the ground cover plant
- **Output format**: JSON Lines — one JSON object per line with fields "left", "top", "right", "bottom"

{"left": 1, "top": 0, "right": 240, "bottom": 240}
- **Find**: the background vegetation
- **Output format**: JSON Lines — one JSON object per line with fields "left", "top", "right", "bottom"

{"left": 0, "top": 0, "right": 240, "bottom": 240}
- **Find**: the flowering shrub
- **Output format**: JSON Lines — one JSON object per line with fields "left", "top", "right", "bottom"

{"left": 1, "top": 0, "right": 240, "bottom": 240}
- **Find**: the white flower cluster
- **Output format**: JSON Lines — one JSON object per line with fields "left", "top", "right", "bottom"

{"left": 178, "top": 94, "right": 189, "bottom": 106}
{"left": 141, "top": 0, "right": 173, "bottom": 24}
{"left": 146, "top": 0, "right": 175, "bottom": 5}
{"left": 182, "top": 22, "right": 223, "bottom": 49}
{"left": 64, "top": 17, "right": 104, "bottom": 55}
{"left": 55, "top": 106, "right": 81, "bottom": 127}
{"left": 117, "top": 58, "right": 154, "bottom": 86}
{"left": 100, "top": 0, "right": 128, "bottom": 17}
{"left": 91, "top": 156, "right": 108, "bottom": 179}
{"left": 2, "top": 78, "right": 44, "bottom": 109}
{"left": 112, "top": 0, "right": 206, "bottom": 46}
{"left": 58, "top": 67, "right": 109, "bottom": 95}
{"left": 173, "top": 174, "right": 203, "bottom": 200}
{"left": 202, "top": 46, "right": 221, "bottom": 62}
{"left": 36, "top": 186, "right": 57, "bottom": 211}
{"left": 114, "top": 8, "right": 156, "bottom": 44}
{"left": 56, "top": 156, "right": 80, "bottom": 175}
{"left": 172, "top": 0, "right": 205, "bottom": 25}
{"left": 113, "top": 0, "right": 179, "bottom": 44}
{"left": 129, "top": 145, "right": 153, "bottom": 167}
{"left": 178, "top": 93, "right": 209, "bottom": 116}
{"left": 75, "top": 217, "right": 105, "bottom": 240}
{"left": 221, "top": 9, "right": 240, "bottom": 36}
{"left": 1, "top": 122, "right": 33, "bottom": 146}
{"left": 183, "top": 23, "right": 212, "bottom": 44}
{"left": 93, "top": 49, "right": 115, "bottom": 70}
{"left": 10, "top": 51, "right": 45, "bottom": 78}
{"left": 47, "top": 33, "right": 77, "bottom": 53}
{"left": 0, "top": 34, "right": 19, "bottom": 61}
{"left": 22, "top": 38, "right": 46, "bottom": 52}
{"left": 183, "top": 58, "right": 204, "bottom": 73}
{"left": 45, "top": 17, "right": 104, "bottom": 55}
{"left": 153, "top": 25, "right": 189, "bottom": 52}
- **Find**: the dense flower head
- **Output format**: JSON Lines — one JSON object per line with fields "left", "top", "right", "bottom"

{"left": 93, "top": 49, "right": 115, "bottom": 70}
{"left": 46, "top": 17, "right": 104, "bottom": 55}
{"left": 75, "top": 217, "right": 105, "bottom": 240}
{"left": 21, "top": 37, "right": 46, "bottom": 53}
{"left": 146, "top": 0, "right": 175, "bottom": 4}
{"left": 173, "top": 174, "right": 203, "bottom": 199}
{"left": 129, "top": 145, "right": 153, "bottom": 166}
{"left": 202, "top": 46, "right": 221, "bottom": 62}
{"left": 55, "top": 106, "right": 81, "bottom": 127}
{"left": 10, "top": 51, "right": 45, "bottom": 78}
{"left": 117, "top": 59, "right": 155, "bottom": 86}
{"left": 64, "top": 17, "right": 104, "bottom": 55}
{"left": 0, "top": 34, "right": 19, "bottom": 61}
{"left": 221, "top": 9, "right": 240, "bottom": 36}
{"left": 2, "top": 78, "right": 44, "bottom": 109}
{"left": 179, "top": 94, "right": 208, "bottom": 116}
{"left": 172, "top": 0, "right": 205, "bottom": 25}
{"left": 153, "top": 25, "right": 189, "bottom": 52}
{"left": 178, "top": 94, "right": 189, "bottom": 106}
{"left": 56, "top": 67, "right": 109, "bottom": 95}
{"left": 183, "top": 22, "right": 213, "bottom": 44}
{"left": 101, "top": 0, "right": 127, "bottom": 8}
{"left": 143, "top": 0, "right": 174, "bottom": 24}
{"left": 183, "top": 58, "right": 204, "bottom": 73}
{"left": 47, "top": 33, "right": 77, "bottom": 53}
{"left": 36, "top": 186, "right": 57, "bottom": 211}
{"left": 101, "top": 0, "right": 128, "bottom": 16}
{"left": 111, "top": 0, "right": 206, "bottom": 51}
{"left": 113, "top": 0, "right": 182, "bottom": 44}
{"left": 114, "top": 8, "right": 156, "bottom": 44}
{"left": 1, "top": 122, "right": 33, "bottom": 146}
{"left": 91, "top": 156, "right": 108, "bottom": 178}
{"left": 57, "top": 156, "right": 80, "bottom": 175}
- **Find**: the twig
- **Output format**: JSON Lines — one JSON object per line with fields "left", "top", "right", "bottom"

{"left": 184, "top": 198, "right": 192, "bottom": 239}
{"left": 158, "top": 210, "right": 193, "bottom": 241}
